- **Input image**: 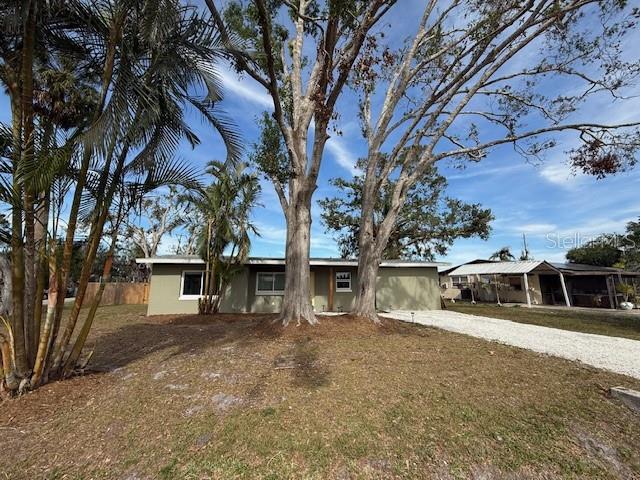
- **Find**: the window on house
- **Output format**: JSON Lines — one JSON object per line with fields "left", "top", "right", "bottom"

{"left": 452, "top": 276, "right": 468, "bottom": 287}
{"left": 181, "top": 271, "right": 203, "bottom": 297}
{"left": 256, "top": 272, "right": 286, "bottom": 295}
{"left": 508, "top": 276, "right": 523, "bottom": 291}
{"left": 336, "top": 271, "right": 352, "bottom": 292}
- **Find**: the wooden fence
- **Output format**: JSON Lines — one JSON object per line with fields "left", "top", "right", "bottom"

{"left": 85, "top": 282, "right": 149, "bottom": 305}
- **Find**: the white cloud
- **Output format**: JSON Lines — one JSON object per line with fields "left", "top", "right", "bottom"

{"left": 325, "top": 137, "right": 360, "bottom": 175}
{"left": 512, "top": 223, "right": 557, "bottom": 235}
{"left": 446, "top": 163, "right": 528, "bottom": 180}
{"left": 539, "top": 161, "right": 584, "bottom": 188}
{"left": 253, "top": 222, "right": 287, "bottom": 245}
{"left": 218, "top": 68, "right": 273, "bottom": 109}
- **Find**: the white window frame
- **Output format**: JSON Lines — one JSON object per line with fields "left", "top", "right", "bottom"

{"left": 335, "top": 271, "right": 352, "bottom": 292}
{"left": 179, "top": 270, "right": 204, "bottom": 300}
{"left": 255, "top": 271, "right": 285, "bottom": 295}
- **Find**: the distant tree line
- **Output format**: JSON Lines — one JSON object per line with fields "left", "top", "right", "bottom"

{"left": 566, "top": 220, "right": 640, "bottom": 270}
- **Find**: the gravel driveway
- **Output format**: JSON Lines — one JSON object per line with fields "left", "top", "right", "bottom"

{"left": 383, "top": 310, "right": 640, "bottom": 379}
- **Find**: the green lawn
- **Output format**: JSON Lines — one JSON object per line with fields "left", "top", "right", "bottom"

{"left": 447, "top": 302, "right": 640, "bottom": 341}
{"left": 2, "top": 305, "right": 640, "bottom": 479}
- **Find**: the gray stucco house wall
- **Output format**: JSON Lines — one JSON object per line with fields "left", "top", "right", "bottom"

{"left": 140, "top": 257, "right": 444, "bottom": 315}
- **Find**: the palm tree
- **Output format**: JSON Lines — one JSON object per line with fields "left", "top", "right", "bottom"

{"left": 49, "top": 0, "right": 242, "bottom": 377}
{"left": 185, "top": 161, "right": 260, "bottom": 315}
{"left": 490, "top": 247, "right": 515, "bottom": 261}
{"left": 1, "top": 0, "right": 244, "bottom": 392}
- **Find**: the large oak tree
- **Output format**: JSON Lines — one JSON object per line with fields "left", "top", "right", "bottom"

{"left": 349, "top": 0, "right": 640, "bottom": 320}
{"left": 205, "top": 0, "right": 396, "bottom": 325}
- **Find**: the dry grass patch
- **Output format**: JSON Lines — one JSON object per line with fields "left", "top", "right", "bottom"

{"left": 1, "top": 305, "right": 640, "bottom": 479}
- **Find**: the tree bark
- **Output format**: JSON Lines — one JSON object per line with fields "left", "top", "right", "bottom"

{"left": 280, "top": 183, "right": 315, "bottom": 326}
{"left": 353, "top": 172, "right": 407, "bottom": 321}
{"left": 353, "top": 168, "right": 383, "bottom": 322}
{"left": 354, "top": 244, "right": 381, "bottom": 322}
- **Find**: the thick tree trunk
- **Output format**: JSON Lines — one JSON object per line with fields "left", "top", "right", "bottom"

{"left": 353, "top": 176, "right": 381, "bottom": 322}
{"left": 354, "top": 244, "right": 381, "bottom": 322}
{"left": 280, "top": 188, "right": 315, "bottom": 326}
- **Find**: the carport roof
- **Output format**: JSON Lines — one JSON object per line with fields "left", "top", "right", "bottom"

{"left": 551, "top": 262, "right": 640, "bottom": 276}
{"left": 447, "top": 260, "right": 558, "bottom": 276}
{"left": 447, "top": 260, "right": 640, "bottom": 277}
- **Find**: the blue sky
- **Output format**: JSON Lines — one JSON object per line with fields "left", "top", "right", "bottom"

{"left": 202, "top": 66, "right": 640, "bottom": 267}
{"left": 187, "top": 0, "right": 640, "bottom": 267}
{"left": 3, "top": 0, "right": 639, "bottom": 268}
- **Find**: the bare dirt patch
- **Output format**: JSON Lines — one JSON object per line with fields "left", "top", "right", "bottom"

{"left": 1, "top": 305, "right": 640, "bottom": 479}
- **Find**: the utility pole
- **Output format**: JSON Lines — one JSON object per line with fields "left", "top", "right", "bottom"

{"left": 521, "top": 233, "right": 530, "bottom": 261}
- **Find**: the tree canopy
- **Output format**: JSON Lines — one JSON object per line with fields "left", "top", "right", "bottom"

{"left": 566, "top": 220, "right": 640, "bottom": 269}
{"left": 320, "top": 163, "right": 493, "bottom": 260}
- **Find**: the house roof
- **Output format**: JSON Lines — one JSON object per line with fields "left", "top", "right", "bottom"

{"left": 136, "top": 255, "right": 448, "bottom": 268}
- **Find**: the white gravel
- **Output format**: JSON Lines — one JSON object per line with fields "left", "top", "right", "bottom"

{"left": 383, "top": 310, "right": 640, "bottom": 379}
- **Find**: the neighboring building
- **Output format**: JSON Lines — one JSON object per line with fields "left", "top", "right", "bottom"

{"left": 441, "top": 259, "right": 640, "bottom": 309}
{"left": 439, "top": 259, "right": 495, "bottom": 300}
{"left": 137, "top": 256, "right": 446, "bottom": 315}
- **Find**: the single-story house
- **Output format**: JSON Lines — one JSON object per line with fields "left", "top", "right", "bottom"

{"left": 137, "top": 256, "right": 446, "bottom": 315}
{"left": 440, "top": 259, "right": 640, "bottom": 309}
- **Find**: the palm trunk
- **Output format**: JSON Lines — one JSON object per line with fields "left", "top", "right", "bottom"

{"left": 280, "top": 183, "right": 315, "bottom": 326}
{"left": 32, "top": 122, "right": 54, "bottom": 339}
{"left": 200, "top": 220, "right": 213, "bottom": 315}
{"left": 10, "top": 97, "right": 28, "bottom": 378}
{"left": 23, "top": 190, "right": 36, "bottom": 365}
{"left": 20, "top": 0, "right": 38, "bottom": 369}
{"left": 51, "top": 141, "right": 130, "bottom": 371}
{"left": 41, "top": 262, "right": 62, "bottom": 383}
{"left": 1, "top": 333, "right": 18, "bottom": 391}
{"left": 62, "top": 229, "right": 118, "bottom": 377}
{"left": 51, "top": 147, "right": 92, "bottom": 345}
{"left": 31, "top": 192, "right": 49, "bottom": 360}
{"left": 30, "top": 233, "right": 58, "bottom": 387}
{"left": 49, "top": 19, "right": 121, "bottom": 349}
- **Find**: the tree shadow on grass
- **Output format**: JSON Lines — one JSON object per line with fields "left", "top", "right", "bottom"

{"left": 273, "top": 336, "right": 330, "bottom": 388}
{"left": 87, "top": 313, "right": 282, "bottom": 372}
